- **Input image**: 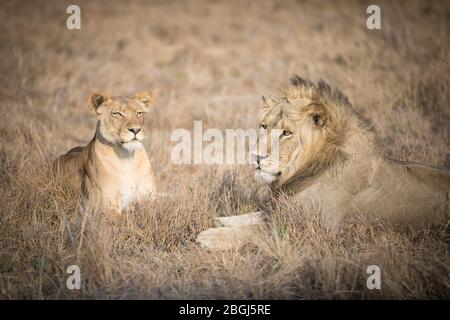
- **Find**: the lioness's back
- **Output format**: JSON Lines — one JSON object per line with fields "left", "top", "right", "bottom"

{"left": 54, "top": 145, "right": 87, "bottom": 191}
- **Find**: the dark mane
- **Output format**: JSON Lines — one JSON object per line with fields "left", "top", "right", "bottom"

{"left": 290, "top": 75, "right": 351, "bottom": 107}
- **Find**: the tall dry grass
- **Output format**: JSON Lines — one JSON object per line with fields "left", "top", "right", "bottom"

{"left": 0, "top": 0, "right": 449, "bottom": 299}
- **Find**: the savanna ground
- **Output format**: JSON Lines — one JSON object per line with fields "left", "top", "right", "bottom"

{"left": 0, "top": 0, "right": 449, "bottom": 299}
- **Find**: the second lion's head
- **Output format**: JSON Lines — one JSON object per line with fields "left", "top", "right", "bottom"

{"left": 252, "top": 76, "right": 366, "bottom": 188}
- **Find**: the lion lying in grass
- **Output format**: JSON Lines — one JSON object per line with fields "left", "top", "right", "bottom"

{"left": 54, "top": 90, "right": 157, "bottom": 216}
{"left": 197, "top": 76, "right": 450, "bottom": 250}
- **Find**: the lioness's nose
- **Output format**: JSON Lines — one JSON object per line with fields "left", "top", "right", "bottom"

{"left": 128, "top": 128, "right": 141, "bottom": 135}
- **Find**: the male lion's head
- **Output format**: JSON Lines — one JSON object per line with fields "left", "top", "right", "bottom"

{"left": 252, "top": 76, "right": 357, "bottom": 188}
{"left": 88, "top": 90, "right": 155, "bottom": 152}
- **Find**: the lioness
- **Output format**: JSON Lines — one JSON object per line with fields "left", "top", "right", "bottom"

{"left": 54, "top": 90, "right": 157, "bottom": 216}
{"left": 197, "top": 76, "right": 450, "bottom": 250}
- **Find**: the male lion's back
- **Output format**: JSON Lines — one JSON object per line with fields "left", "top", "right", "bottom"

{"left": 404, "top": 162, "right": 450, "bottom": 187}
{"left": 379, "top": 160, "right": 450, "bottom": 227}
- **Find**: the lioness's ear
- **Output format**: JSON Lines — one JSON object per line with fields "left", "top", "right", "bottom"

{"left": 88, "top": 90, "right": 111, "bottom": 114}
{"left": 261, "top": 96, "right": 276, "bottom": 111}
{"left": 134, "top": 91, "right": 155, "bottom": 111}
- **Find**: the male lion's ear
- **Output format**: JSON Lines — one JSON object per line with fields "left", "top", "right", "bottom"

{"left": 261, "top": 96, "right": 276, "bottom": 111}
{"left": 88, "top": 90, "right": 111, "bottom": 114}
{"left": 134, "top": 91, "right": 155, "bottom": 111}
{"left": 310, "top": 107, "right": 328, "bottom": 128}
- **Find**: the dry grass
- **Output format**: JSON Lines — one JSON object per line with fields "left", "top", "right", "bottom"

{"left": 0, "top": 0, "right": 449, "bottom": 299}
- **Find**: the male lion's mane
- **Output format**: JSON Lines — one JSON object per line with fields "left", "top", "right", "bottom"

{"left": 276, "top": 76, "right": 381, "bottom": 191}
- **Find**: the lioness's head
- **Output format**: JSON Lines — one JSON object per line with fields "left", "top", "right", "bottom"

{"left": 88, "top": 90, "right": 155, "bottom": 152}
{"left": 252, "top": 76, "right": 353, "bottom": 187}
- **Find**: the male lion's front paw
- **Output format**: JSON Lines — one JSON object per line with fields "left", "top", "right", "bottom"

{"left": 195, "top": 227, "right": 253, "bottom": 251}
{"left": 213, "top": 211, "right": 266, "bottom": 228}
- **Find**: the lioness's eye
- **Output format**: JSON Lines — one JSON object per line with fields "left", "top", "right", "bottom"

{"left": 281, "top": 130, "right": 292, "bottom": 137}
{"left": 260, "top": 123, "right": 267, "bottom": 130}
{"left": 112, "top": 112, "right": 123, "bottom": 117}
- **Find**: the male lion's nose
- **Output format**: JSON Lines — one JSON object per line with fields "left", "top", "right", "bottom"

{"left": 255, "top": 155, "right": 268, "bottom": 165}
{"left": 128, "top": 128, "right": 141, "bottom": 135}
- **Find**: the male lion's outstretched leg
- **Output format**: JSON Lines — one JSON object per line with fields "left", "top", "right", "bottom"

{"left": 213, "top": 211, "right": 266, "bottom": 228}
{"left": 196, "top": 211, "right": 267, "bottom": 251}
{"left": 196, "top": 224, "right": 264, "bottom": 251}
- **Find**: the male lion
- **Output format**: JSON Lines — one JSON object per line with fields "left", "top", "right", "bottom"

{"left": 54, "top": 90, "right": 157, "bottom": 216}
{"left": 196, "top": 76, "right": 450, "bottom": 250}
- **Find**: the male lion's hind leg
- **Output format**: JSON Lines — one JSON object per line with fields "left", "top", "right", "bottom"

{"left": 196, "top": 211, "right": 267, "bottom": 251}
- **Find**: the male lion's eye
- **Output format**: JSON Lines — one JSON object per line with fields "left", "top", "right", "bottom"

{"left": 137, "top": 112, "right": 144, "bottom": 117}
{"left": 112, "top": 112, "right": 123, "bottom": 117}
{"left": 281, "top": 130, "right": 292, "bottom": 137}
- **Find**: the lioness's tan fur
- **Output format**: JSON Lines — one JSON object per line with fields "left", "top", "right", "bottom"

{"left": 55, "top": 90, "right": 157, "bottom": 216}
{"left": 197, "top": 76, "right": 450, "bottom": 250}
